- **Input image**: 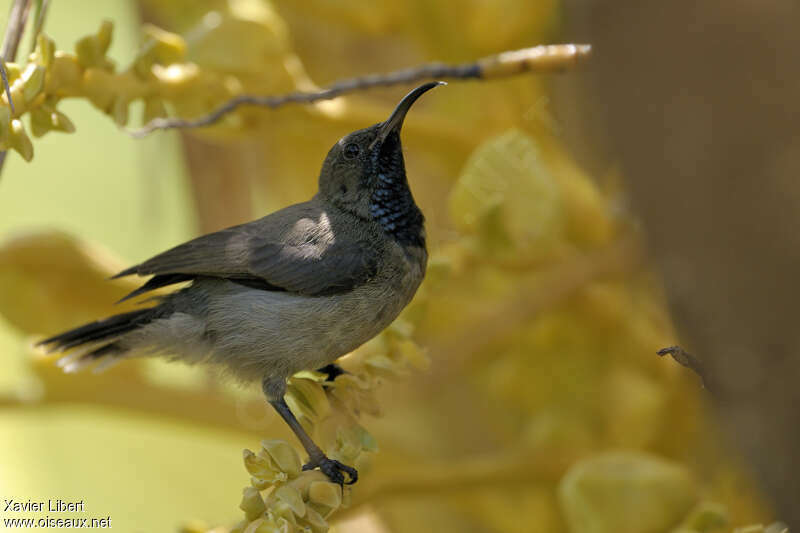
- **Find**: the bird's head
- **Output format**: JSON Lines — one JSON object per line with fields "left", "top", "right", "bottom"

{"left": 318, "top": 81, "right": 444, "bottom": 246}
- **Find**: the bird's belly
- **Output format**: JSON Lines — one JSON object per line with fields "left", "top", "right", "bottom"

{"left": 200, "top": 274, "right": 420, "bottom": 383}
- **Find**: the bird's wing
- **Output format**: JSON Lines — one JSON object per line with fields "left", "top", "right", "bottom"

{"left": 114, "top": 202, "right": 379, "bottom": 300}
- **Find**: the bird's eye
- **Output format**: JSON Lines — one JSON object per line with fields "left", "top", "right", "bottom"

{"left": 343, "top": 143, "right": 360, "bottom": 159}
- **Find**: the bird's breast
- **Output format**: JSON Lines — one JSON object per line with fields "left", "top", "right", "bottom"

{"left": 197, "top": 241, "right": 426, "bottom": 382}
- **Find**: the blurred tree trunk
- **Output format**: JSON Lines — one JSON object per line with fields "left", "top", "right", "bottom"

{"left": 180, "top": 135, "right": 256, "bottom": 232}
{"left": 136, "top": 3, "right": 256, "bottom": 232}
{"left": 554, "top": 0, "right": 800, "bottom": 526}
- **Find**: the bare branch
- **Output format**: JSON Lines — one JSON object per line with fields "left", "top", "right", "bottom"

{"left": 126, "top": 43, "right": 592, "bottom": 139}
{"left": 1, "top": 0, "right": 32, "bottom": 60}
{"left": 28, "top": 0, "right": 50, "bottom": 54}
{"left": 0, "top": 0, "right": 33, "bottom": 178}
{"left": 0, "top": 62, "right": 13, "bottom": 113}
{"left": 0, "top": 0, "right": 34, "bottom": 114}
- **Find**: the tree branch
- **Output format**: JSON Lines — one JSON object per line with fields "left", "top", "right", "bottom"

{"left": 0, "top": 0, "right": 33, "bottom": 177}
{"left": 1, "top": 0, "right": 32, "bottom": 60}
{"left": 28, "top": 0, "right": 50, "bottom": 54}
{"left": 126, "top": 44, "right": 591, "bottom": 139}
{"left": 0, "top": 63, "right": 12, "bottom": 113}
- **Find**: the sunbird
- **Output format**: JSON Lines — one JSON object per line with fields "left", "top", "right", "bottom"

{"left": 39, "top": 82, "right": 444, "bottom": 485}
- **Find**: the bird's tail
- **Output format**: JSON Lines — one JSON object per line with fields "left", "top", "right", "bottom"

{"left": 37, "top": 307, "right": 163, "bottom": 373}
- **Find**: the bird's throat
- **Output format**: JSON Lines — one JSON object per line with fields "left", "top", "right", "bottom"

{"left": 369, "top": 173, "right": 425, "bottom": 247}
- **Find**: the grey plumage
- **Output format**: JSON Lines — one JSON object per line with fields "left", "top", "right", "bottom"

{"left": 113, "top": 201, "right": 381, "bottom": 299}
{"left": 38, "top": 81, "right": 444, "bottom": 484}
{"left": 106, "top": 208, "right": 425, "bottom": 396}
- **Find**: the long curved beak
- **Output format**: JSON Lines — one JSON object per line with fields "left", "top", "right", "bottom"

{"left": 370, "top": 81, "right": 446, "bottom": 148}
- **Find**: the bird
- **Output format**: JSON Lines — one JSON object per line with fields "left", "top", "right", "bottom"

{"left": 37, "top": 81, "right": 445, "bottom": 485}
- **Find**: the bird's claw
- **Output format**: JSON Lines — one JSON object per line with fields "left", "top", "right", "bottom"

{"left": 316, "top": 363, "right": 347, "bottom": 383}
{"left": 303, "top": 457, "right": 358, "bottom": 485}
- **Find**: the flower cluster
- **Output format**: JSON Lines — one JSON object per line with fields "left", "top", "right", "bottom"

{"left": 224, "top": 321, "right": 427, "bottom": 533}
{"left": 236, "top": 441, "right": 347, "bottom": 533}
{"left": 0, "top": 16, "right": 278, "bottom": 161}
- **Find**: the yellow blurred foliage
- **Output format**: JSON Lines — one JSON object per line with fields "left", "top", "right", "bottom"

{"left": 0, "top": 231, "right": 136, "bottom": 334}
{"left": 0, "top": 0, "right": 778, "bottom": 532}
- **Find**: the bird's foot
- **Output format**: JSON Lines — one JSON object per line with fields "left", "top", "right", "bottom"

{"left": 303, "top": 456, "right": 358, "bottom": 485}
{"left": 316, "top": 363, "right": 347, "bottom": 383}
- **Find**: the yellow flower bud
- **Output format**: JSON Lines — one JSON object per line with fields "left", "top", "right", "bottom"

{"left": 150, "top": 63, "right": 200, "bottom": 92}
{"left": 244, "top": 449, "right": 287, "bottom": 487}
{"left": 30, "top": 107, "right": 52, "bottom": 137}
{"left": 251, "top": 476, "right": 275, "bottom": 490}
{"left": 75, "top": 21, "right": 114, "bottom": 70}
{"left": 328, "top": 373, "right": 367, "bottom": 391}
{"left": 333, "top": 425, "right": 364, "bottom": 463}
{"left": 74, "top": 37, "right": 102, "bottom": 69}
{"left": 284, "top": 470, "right": 323, "bottom": 499}
{"left": 32, "top": 34, "right": 56, "bottom": 68}
{"left": 240, "top": 487, "right": 267, "bottom": 522}
{"left": 243, "top": 517, "right": 278, "bottom": 533}
{"left": 244, "top": 449, "right": 274, "bottom": 478}
{"left": 261, "top": 440, "right": 302, "bottom": 478}
{"left": 387, "top": 319, "right": 414, "bottom": 338}
{"left": 394, "top": 338, "right": 430, "bottom": 371}
{"left": 7, "top": 84, "right": 23, "bottom": 115}
{"left": 141, "top": 24, "right": 187, "bottom": 65}
{"left": 242, "top": 518, "right": 262, "bottom": 533}
{"left": 269, "top": 502, "right": 298, "bottom": 526}
{"left": 329, "top": 374, "right": 381, "bottom": 418}
{"left": 274, "top": 485, "right": 306, "bottom": 518}
{"left": 287, "top": 378, "right": 330, "bottom": 422}
{"left": 299, "top": 506, "right": 328, "bottom": 532}
{"left": 3, "top": 62, "right": 21, "bottom": 84}
{"left": 51, "top": 109, "right": 75, "bottom": 133}
{"left": 307, "top": 481, "right": 341, "bottom": 509}
{"left": 9, "top": 119, "right": 33, "bottom": 161}
{"left": 49, "top": 53, "right": 82, "bottom": 92}
{"left": 274, "top": 517, "right": 295, "bottom": 533}
{"left": 96, "top": 20, "right": 113, "bottom": 55}
{"left": 30, "top": 104, "right": 74, "bottom": 137}
{"left": 363, "top": 354, "right": 398, "bottom": 376}
{"left": 143, "top": 97, "right": 167, "bottom": 123}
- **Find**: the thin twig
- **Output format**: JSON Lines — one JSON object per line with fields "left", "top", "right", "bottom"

{"left": 1, "top": 0, "right": 32, "bottom": 60}
{"left": 0, "top": 62, "right": 13, "bottom": 113}
{"left": 0, "top": 0, "right": 33, "bottom": 178}
{"left": 28, "top": 0, "right": 50, "bottom": 54}
{"left": 0, "top": 0, "right": 34, "bottom": 114}
{"left": 126, "top": 43, "right": 591, "bottom": 138}
{"left": 657, "top": 345, "right": 712, "bottom": 392}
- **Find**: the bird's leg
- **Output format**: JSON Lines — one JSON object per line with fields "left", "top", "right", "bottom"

{"left": 316, "top": 363, "right": 347, "bottom": 382}
{"left": 267, "top": 396, "right": 358, "bottom": 485}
